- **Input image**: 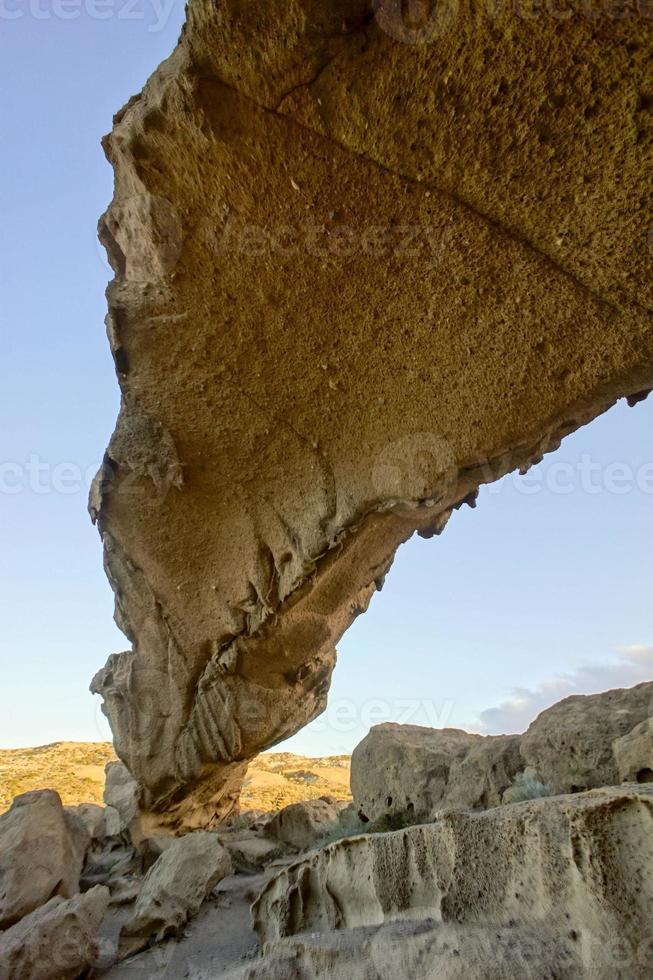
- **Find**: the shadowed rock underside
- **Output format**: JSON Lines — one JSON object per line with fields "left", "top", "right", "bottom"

{"left": 91, "top": 0, "right": 653, "bottom": 829}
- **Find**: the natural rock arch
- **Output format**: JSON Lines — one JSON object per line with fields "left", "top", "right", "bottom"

{"left": 91, "top": 0, "right": 653, "bottom": 830}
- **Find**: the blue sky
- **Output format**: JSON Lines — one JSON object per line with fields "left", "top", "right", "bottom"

{"left": 1, "top": 5, "right": 651, "bottom": 754}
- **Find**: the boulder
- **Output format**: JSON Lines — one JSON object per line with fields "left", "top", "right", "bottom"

{"left": 336, "top": 802, "right": 365, "bottom": 837}
{"left": 119, "top": 831, "right": 232, "bottom": 956}
{"left": 65, "top": 803, "right": 106, "bottom": 842}
{"left": 0, "top": 790, "right": 89, "bottom": 930}
{"left": 351, "top": 724, "right": 482, "bottom": 824}
{"left": 521, "top": 682, "right": 653, "bottom": 794}
{"left": 103, "top": 806, "right": 123, "bottom": 838}
{"left": 219, "top": 831, "right": 288, "bottom": 874}
{"left": 614, "top": 719, "right": 653, "bottom": 784}
{"left": 80, "top": 840, "right": 140, "bottom": 894}
{"left": 90, "top": 0, "right": 653, "bottom": 830}
{"left": 249, "top": 786, "right": 653, "bottom": 979}
{"left": 441, "top": 734, "right": 523, "bottom": 811}
{"left": 266, "top": 799, "right": 344, "bottom": 851}
{"left": 138, "top": 834, "right": 177, "bottom": 872}
{"left": 0, "top": 885, "right": 109, "bottom": 980}
{"left": 103, "top": 761, "right": 140, "bottom": 837}
{"left": 230, "top": 810, "right": 271, "bottom": 831}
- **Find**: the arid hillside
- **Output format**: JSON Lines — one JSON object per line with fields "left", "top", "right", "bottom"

{"left": 0, "top": 742, "right": 116, "bottom": 810}
{"left": 240, "top": 753, "right": 351, "bottom": 812}
{"left": 0, "top": 743, "right": 351, "bottom": 813}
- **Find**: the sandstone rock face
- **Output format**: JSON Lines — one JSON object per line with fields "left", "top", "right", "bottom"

{"left": 266, "top": 798, "right": 345, "bottom": 851}
{"left": 92, "top": 0, "right": 653, "bottom": 828}
{"left": 521, "top": 682, "right": 653, "bottom": 794}
{"left": 0, "top": 885, "right": 109, "bottom": 980}
{"left": 614, "top": 719, "right": 653, "bottom": 784}
{"left": 445, "top": 734, "right": 523, "bottom": 810}
{"left": 249, "top": 786, "right": 653, "bottom": 979}
{"left": 119, "top": 830, "right": 232, "bottom": 956}
{"left": 0, "top": 790, "right": 89, "bottom": 930}
{"left": 351, "top": 723, "right": 522, "bottom": 823}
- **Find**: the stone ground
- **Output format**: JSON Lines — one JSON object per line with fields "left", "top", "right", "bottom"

{"left": 95, "top": 870, "right": 286, "bottom": 979}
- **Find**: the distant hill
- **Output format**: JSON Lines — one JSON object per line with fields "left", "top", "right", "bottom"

{"left": 241, "top": 753, "right": 351, "bottom": 812}
{"left": 0, "top": 742, "right": 116, "bottom": 810}
{"left": 0, "top": 742, "right": 351, "bottom": 813}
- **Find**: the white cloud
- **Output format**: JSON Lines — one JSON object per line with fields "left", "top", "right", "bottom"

{"left": 475, "top": 646, "right": 653, "bottom": 735}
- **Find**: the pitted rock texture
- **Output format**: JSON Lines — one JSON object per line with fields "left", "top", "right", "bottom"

{"left": 520, "top": 681, "right": 653, "bottom": 794}
{"left": 351, "top": 724, "right": 496, "bottom": 823}
{"left": 248, "top": 786, "right": 653, "bottom": 979}
{"left": 92, "top": 0, "right": 653, "bottom": 829}
{"left": 614, "top": 719, "right": 653, "bottom": 784}
{"left": 353, "top": 685, "right": 653, "bottom": 824}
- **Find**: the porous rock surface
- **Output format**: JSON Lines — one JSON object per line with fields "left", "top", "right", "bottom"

{"left": 443, "top": 732, "right": 523, "bottom": 810}
{"left": 613, "top": 718, "right": 653, "bottom": 785}
{"left": 223, "top": 918, "right": 646, "bottom": 980}
{"left": 353, "top": 685, "right": 653, "bottom": 823}
{"left": 247, "top": 786, "right": 653, "bottom": 979}
{"left": 91, "top": 0, "right": 653, "bottom": 829}
{"left": 351, "top": 723, "right": 523, "bottom": 822}
{"left": 521, "top": 681, "right": 653, "bottom": 793}
{"left": 0, "top": 790, "right": 89, "bottom": 930}
{"left": 0, "top": 885, "right": 109, "bottom": 980}
{"left": 266, "top": 798, "right": 345, "bottom": 851}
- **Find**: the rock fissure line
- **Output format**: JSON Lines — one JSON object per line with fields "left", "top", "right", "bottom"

{"left": 187, "top": 35, "right": 648, "bottom": 320}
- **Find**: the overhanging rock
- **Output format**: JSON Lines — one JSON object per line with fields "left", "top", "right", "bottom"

{"left": 91, "top": 0, "right": 653, "bottom": 830}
